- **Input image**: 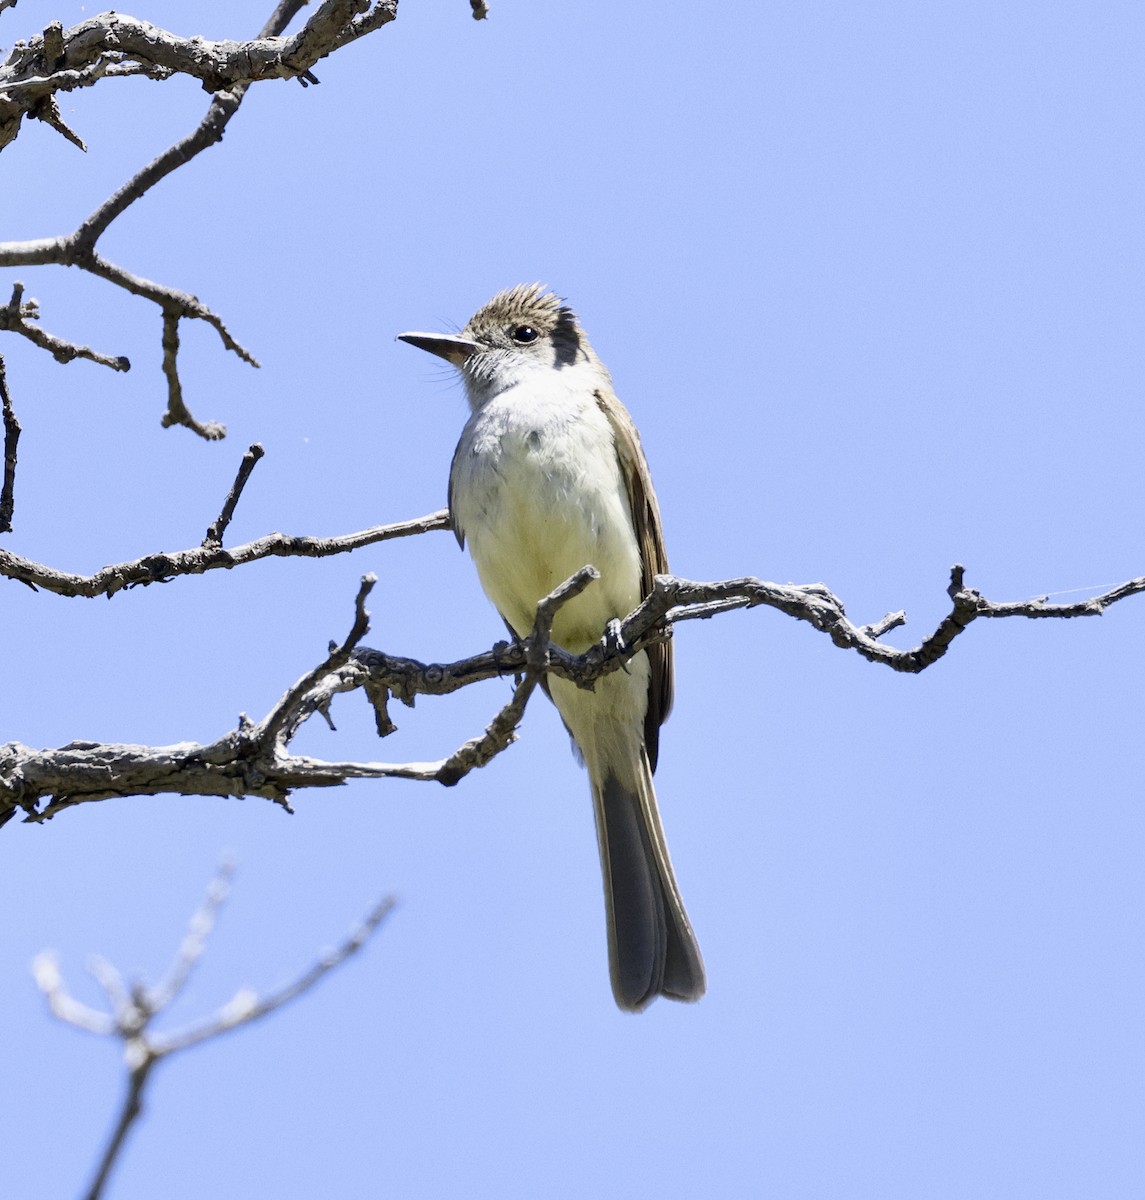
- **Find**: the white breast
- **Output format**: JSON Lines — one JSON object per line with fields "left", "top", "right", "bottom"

{"left": 451, "top": 367, "right": 642, "bottom": 651}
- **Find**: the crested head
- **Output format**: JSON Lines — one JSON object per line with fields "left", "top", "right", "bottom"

{"left": 398, "top": 284, "right": 609, "bottom": 411}
{"left": 457, "top": 284, "right": 606, "bottom": 408}
{"left": 463, "top": 283, "right": 576, "bottom": 346}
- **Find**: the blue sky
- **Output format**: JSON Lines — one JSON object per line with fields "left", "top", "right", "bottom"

{"left": 3, "top": 2, "right": 1144, "bottom": 1196}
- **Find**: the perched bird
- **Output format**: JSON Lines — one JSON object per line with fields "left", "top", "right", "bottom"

{"left": 399, "top": 284, "right": 704, "bottom": 1011}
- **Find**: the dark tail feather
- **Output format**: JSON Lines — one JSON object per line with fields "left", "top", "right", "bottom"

{"left": 595, "top": 766, "right": 705, "bottom": 1012}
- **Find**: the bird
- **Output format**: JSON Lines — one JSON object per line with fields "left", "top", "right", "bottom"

{"left": 398, "top": 284, "right": 704, "bottom": 1011}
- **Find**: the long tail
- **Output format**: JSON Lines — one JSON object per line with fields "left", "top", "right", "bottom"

{"left": 592, "top": 748, "right": 705, "bottom": 1011}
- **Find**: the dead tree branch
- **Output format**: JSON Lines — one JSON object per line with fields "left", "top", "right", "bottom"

{"left": 623, "top": 565, "right": 1145, "bottom": 674}
{"left": 0, "top": 5, "right": 400, "bottom": 147}
{"left": 0, "top": 281, "right": 131, "bottom": 371}
{"left": 0, "top": 352, "right": 18, "bottom": 533}
{"left": 0, "top": 439, "right": 452, "bottom": 596}
{"left": 2, "top": 561, "right": 1142, "bottom": 828}
{"left": 0, "top": 568, "right": 600, "bottom": 825}
{"left": 0, "top": 2, "right": 399, "bottom": 437}
{"left": 34, "top": 858, "right": 395, "bottom": 1200}
{"left": 0, "top": 509, "right": 452, "bottom": 596}
{"left": 202, "top": 442, "right": 265, "bottom": 547}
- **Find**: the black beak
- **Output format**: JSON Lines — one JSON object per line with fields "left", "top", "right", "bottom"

{"left": 396, "top": 331, "right": 478, "bottom": 367}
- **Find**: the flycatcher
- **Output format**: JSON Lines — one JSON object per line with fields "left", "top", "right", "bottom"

{"left": 399, "top": 284, "right": 705, "bottom": 1011}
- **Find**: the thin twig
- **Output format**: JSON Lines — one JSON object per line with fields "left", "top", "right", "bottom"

{"left": 32, "top": 953, "right": 116, "bottom": 1035}
{"left": 146, "top": 858, "right": 238, "bottom": 1011}
{"left": 0, "top": 508, "right": 453, "bottom": 597}
{"left": 0, "top": 352, "right": 18, "bottom": 532}
{"left": 28, "top": 92, "right": 87, "bottom": 149}
{"left": 71, "top": 91, "right": 247, "bottom": 256}
{"left": 83, "top": 1056, "right": 155, "bottom": 1200}
{"left": 257, "top": 574, "right": 377, "bottom": 749}
{"left": 203, "top": 445, "right": 266, "bottom": 547}
{"left": 260, "top": 1, "right": 314, "bottom": 38}
{"left": 0, "top": 3, "right": 397, "bottom": 437}
{"left": 86, "top": 957, "right": 132, "bottom": 1025}
{"left": 157, "top": 307, "right": 223, "bottom": 439}
{"left": 435, "top": 566, "right": 599, "bottom": 784}
{"left": 623, "top": 565, "right": 1145, "bottom": 676}
{"left": 0, "top": 282, "right": 130, "bottom": 370}
{"left": 159, "top": 893, "right": 397, "bottom": 1054}
{"left": 34, "top": 860, "right": 395, "bottom": 1200}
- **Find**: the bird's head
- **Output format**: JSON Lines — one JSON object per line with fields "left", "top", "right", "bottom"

{"left": 398, "top": 283, "right": 599, "bottom": 409}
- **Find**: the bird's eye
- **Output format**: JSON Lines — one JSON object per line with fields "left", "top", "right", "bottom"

{"left": 511, "top": 325, "right": 539, "bottom": 344}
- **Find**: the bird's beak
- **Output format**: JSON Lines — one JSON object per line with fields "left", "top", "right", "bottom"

{"left": 396, "top": 331, "right": 478, "bottom": 367}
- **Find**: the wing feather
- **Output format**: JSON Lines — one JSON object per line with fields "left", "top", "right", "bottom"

{"left": 446, "top": 436, "right": 467, "bottom": 549}
{"left": 594, "top": 389, "right": 673, "bottom": 771}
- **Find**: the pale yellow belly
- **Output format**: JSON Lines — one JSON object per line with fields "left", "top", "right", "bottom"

{"left": 466, "top": 472, "right": 641, "bottom": 652}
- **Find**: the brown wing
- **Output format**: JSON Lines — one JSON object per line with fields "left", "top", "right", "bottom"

{"left": 594, "top": 388, "right": 673, "bottom": 772}
{"left": 446, "top": 435, "right": 467, "bottom": 549}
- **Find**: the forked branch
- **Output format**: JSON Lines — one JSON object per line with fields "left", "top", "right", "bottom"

{"left": 35, "top": 858, "right": 395, "bottom": 1200}
{"left": 0, "top": 2, "right": 400, "bottom": 437}
{"left": 3, "top": 560, "right": 1142, "bottom": 828}
{"left": 0, "top": 439, "right": 452, "bottom": 593}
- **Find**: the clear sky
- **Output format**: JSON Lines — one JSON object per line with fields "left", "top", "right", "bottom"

{"left": 3, "top": 2, "right": 1144, "bottom": 1197}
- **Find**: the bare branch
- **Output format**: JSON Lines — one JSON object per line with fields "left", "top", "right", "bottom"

{"left": 0, "top": 4, "right": 398, "bottom": 436}
{"left": 86, "top": 252, "right": 259, "bottom": 438}
{"left": 146, "top": 857, "right": 237, "bottom": 1012}
{"left": 256, "top": 573, "right": 378, "bottom": 750}
{"left": 433, "top": 565, "right": 599, "bottom": 784}
{"left": 0, "top": 568, "right": 601, "bottom": 823}
{"left": 35, "top": 860, "right": 394, "bottom": 1200}
{"left": 340, "top": 563, "right": 1145, "bottom": 707}
{"left": 0, "top": 6, "right": 401, "bottom": 139}
{"left": 0, "top": 352, "right": 17, "bottom": 532}
{"left": 158, "top": 307, "right": 224, "bottom": 439}
{"left": 203, "top": 444, "right": 266, "bottom": 547}
{"left": 82, "top": 1056, "right": 154, "bottom": 1200}
{"left": 29, "top": 91, "right": 87, "bottom": 150}
{"left": 261, "top": 2, "right": 314, "bottom": 37}
{"left": 1, "top": 437, "right": 438, "bottom": 600}
{"left": 73, "top": 92, "right": 240, "bottom": 255}
{"left": 0, "top": 506, "right": 453, "bottom": 597}
{"left": 621, "top": 565, "right": 1145, "bottom": 675}
{"left": 32, "top": 952, "right": 117, "bottom": 1035}
{"left": 159, "top": 891, "right": 397, "bottom": 1055}
{"left": 433, "top": 671, "right": 539, "bottom": 786}
{"left": 86, "top": 957, "right": 133, "bottom": 1026}
{"left": 3, "top": 562, "right": 1142, "bottom": 827}
{"left": 0, "top": 93, "right": 248, "bottom": 435}
{"left": 0, "top": 282, "right": 130, "bottom": 370}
